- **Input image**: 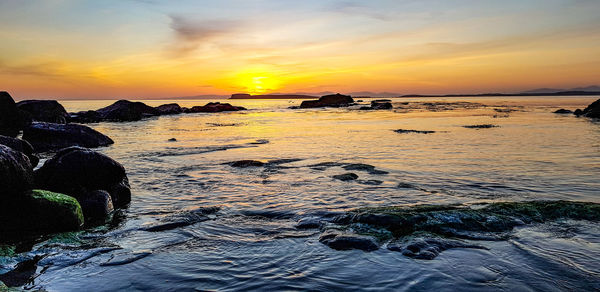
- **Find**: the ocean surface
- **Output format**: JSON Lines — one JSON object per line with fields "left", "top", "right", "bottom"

{"left": 3, "top": 96, "right": 600, "bottom": 291}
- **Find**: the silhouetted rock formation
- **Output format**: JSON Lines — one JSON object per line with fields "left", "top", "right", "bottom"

{"left": 581, "top": 98, "right": 600, "bottom": 118}
{"left": 22, "top": 122, "right": 114, "bottom": 152}
{"left": 69, "top": 110, "right": 103, "bottom": 123}
{"left": 0, "top": 92, "right": 27, "bottom": 137}
{"left": 553, "top": 109, "right": 573, "bottom": 114}
{"left": 97, "top": 100, "right": 159, "bottom": 121}
{"left": 0, "top": 145, "right": 34, "bottom": 200}
{"left": 189, "top": 102, "right": 246, "bottom": 113}
{"left": 230, "top": 93, "right": 317, "bottom": 99}
{"left": 300, "top": 93, "right": 354, "bottom": 108}
{"left": 0, "top": 135, "right": 39, "bottom": 168}
{"left": 35, "top": 146, "right": 131, "bottom": 208}
{"left": 156, "top": 103, "right": 183, "bottom": 115}
{"left": 16, "top": 100, "right": 70, "bottom": 124}
{"left": 359, "top": 99, "right": 393, "bottom": 110}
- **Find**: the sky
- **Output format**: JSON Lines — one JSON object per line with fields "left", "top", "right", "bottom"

{"left": 1, "top": 0, "right": 599, "bottom": 99}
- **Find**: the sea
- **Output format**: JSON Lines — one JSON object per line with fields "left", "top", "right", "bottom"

{"left": 2, "top": 96, "right": 600, "bottom": 291}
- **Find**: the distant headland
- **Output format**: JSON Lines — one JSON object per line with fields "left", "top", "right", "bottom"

{"left": 230, "top": 93, "right": 318, "bottom": 99}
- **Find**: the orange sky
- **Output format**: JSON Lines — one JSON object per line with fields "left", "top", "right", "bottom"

{"left": 1, "top": 1, "right": 599, "bottom": 99}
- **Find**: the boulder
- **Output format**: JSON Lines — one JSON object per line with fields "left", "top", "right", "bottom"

{"left": 156, "top": 103, "right": 183, "bottom": 115}
{"left": 370, "top": 100, "right": 393, "bottom": 110}
{"left": 0, "top": 91, "right": 26, "bottom": 137}
{"left": 0, "top": 145, "right": 33, "bottom": 201}
{"left": 79, "top": 190, "right": 114, "bottom": 222}
{"left": 319, "top": 230, "right": 379, "bottom": 251}
{"left": 22, "top": 122, "right": 113, "bottom": 152}
{"left": 16, "top": 100, "right": 70, "bottom": 124}
{"left": 35, "top": 147, "right": 131, "bottom": 208}
{"left": 553, "top": 109, "right": 573, "bottom": 114}
{"left": 189, "top": 102, "right": 246, "bottom": 113}
{"left": 300, "top": 93, "right": 354, "bottom": 108}
{"left": 0, "top": 135, "right": 39, "bottom": 168}
{"left": 96, "top": 100, "right": 159, "bottom": 121}
{"left": 69, "top": 110, "right": 103, "bottom": 123}
{"left": 582, "top": 98, "right": 600, "bottom": 118}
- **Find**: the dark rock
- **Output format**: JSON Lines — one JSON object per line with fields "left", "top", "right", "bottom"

{"left": 16, "top": 100, "right": 69, "bottom": 124}
{"left": 168, "top": 138, "right": 177, "bottom": 142}
{"left": 0, "top": 255, "right": 44, "bottom": 287}
{"left": 69, "top": 110, "right": 102, "bottom": 123}
{"left": 300, "top": 93, "right": 354, "bottom": 108}
{"left": 22, "top": 122, "right": 114, "bottom": 152}
{"left": 96, "top": 100, "right": 159, "bottom": 122}
{"left": 0, "top": 145, "right": 33, "bottom": 201}
{"left": 394, "top": 129, "right": 435, "bottom": 134}
{"left": 582, "top": 98, "right": 600, "bottom": 118}
{"left": 79, "top": 190, "right": 114, "bottom": 222}
{"left": 553, "top": 108, "right": 573, "bottom": 114}
{"left": 35, "top": 146, "right": 131, "bottom": 208}
{"left": 359, "top": 179, "right": 384, "bottom": 185}
{"left": 343, "top": 163, "right": 374, "bottom": 171}
{"left": 574, "top": 109, "right": 583, "bottom": 116}
{"left": 319, "top": 230, "right": 379, "bottom": 251}
{"left": 0, "top": 135, "right": 39, "bottom": 168}
{"left": 230, "top": 160, "right": 265, "bottom": 167}
{"left": 0, "top": 91, "right": 26, "bottom": 137}
{"left": 387, "top": 237, "right": 487, "bottom": 260}
{"left": 370, "top": 100, "right": 393, "bottom": 110}
{"left": 333, "top": 173, "right": 358, "bottom": 181}
{"left": 156, "top": 103, "right": 183, "bottom": 115}
{"left": 296, "top": 217, "right": 323, "bottom": 229}
{"left": 189, "top": 102, "right": 246, "bottom": 113}
{"left": 463, "top": 124, "right": 498, "bottom": 129}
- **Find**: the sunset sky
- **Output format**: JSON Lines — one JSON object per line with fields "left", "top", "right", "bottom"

{"left": 1, "top": 0, "right": 599, "bottom": 99}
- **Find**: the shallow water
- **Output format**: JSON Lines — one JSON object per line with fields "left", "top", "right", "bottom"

{"left": 3, "top": 96, "right": 600, "bottom": 291}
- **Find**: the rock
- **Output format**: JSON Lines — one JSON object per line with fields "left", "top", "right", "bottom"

{"left": 156, "top": 103, "right": 183, "bottom": 115}
{"left": 394, "top": 129, "right": 435, "bottom": 134}
{"left": 319, "top": 230, "right": 379, "bottom": 251}
{"left": 0, "top": 91, "right": 26, "bottom": 137}
{"left": 387, "top": 237, "right": 487, "bottom": 260}
{"left": 553, "top": 108, "right": 573, "bottom": 114}
{"left": 189, "top": 102, "right": 246, "bottom": 113}
{"left": 230, "top": 160, "right": 265, "bottom": 167}
{"left": 574, "top": 109, "right": 583, "bottom": 116}
{"left": 463, "top": 124, "right": 498, "bottom": 129}
{"left": 296, "top": 217, "right": 323, "bottom": 229}
{"left": 343, "top": 163, "right": 388, "bottom": 174}
{"left": 582, "top": 98, "right": 600, "bottom": 118}
{"left": 34, "top": 146, "right": 131, "bottom": 208}
{"left": 79, "top": 190, "right": 114, "bottom": 222}
{"left": 0, "top": 135, "right": 39, "bottom": 168}
{"left": 0, "top": 145, "right": 34, "bottom": 201}
{"left": 16, "top": 100, "right": 70, "bottom": 124}
{"left": 69, "top": 110, "right": 102, "bottom": 123}
{"left": 96, "top": 100, "right": 159, "bottom": 122}
{"left": 369, "top": 100, "right": 393, "bottom": 110}
{"left": 333, "top": 173, "right": 358, "bottom": 181}
{"left": 22, "top": 122, "right": 114, "bottom": 152}
{"left": 168, "top": 138, "right": 177, "bottom": 142}
{"left": 300, "top": 93, "right": 354, "bottom": 108}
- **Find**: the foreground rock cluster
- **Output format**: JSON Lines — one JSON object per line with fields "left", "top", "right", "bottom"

{"left": 554, "top": 98, "right": 600, "bottom": 118}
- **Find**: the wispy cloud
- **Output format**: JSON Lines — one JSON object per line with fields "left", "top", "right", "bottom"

{"left": 167, "top": 14, "right": 242, "bottom": 57}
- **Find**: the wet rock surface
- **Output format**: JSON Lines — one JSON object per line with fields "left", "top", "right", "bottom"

{"left": 319, "top": 229, "right": 379, "bottom": 251}
{"left": 35, "top": 147, "right": 131, "bottom": 208}
{"left": 16, "top": 100, "right": 70, "bottom": 124}
{"left": 333, "top": 173, "right": 359, "bottom": 181}
{"left": 229, "top": 160, "right": 265, "bottom": 167}
{"left": 79, "top": 190, "right": 114, "bottom": 223}
{"left": 0, "top": 135, "right": 39, "bottom": 168}
{"left": 0, "top": 145, "right": 34, "bottom": 201}
{"left": 0, "top": 255, "right": 44, "bottom": 287}
{"left": 394, "top": 129, "right": 436, "bottom": 134}
{"left": 300, "top": 93, "right": 354, "bottom": 108}
{"left": 96, "top": 100, "right": 159, "bottom": 122}
{"left": 22, "top": 122, "right": 114, "bottom": 152}
{"left": 387, "top": 236, "right": 488, "bottom": 260}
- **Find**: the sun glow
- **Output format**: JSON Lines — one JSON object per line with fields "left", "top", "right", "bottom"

{"left": 233, "top": 70, "right": 282, "bottom": 95}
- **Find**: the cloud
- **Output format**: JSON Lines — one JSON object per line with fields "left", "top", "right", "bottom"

{"left": 167, "top": 14, "right": 242, "bottom": 56}
{"left": 328, "top": 1, "right": 391, "bottom": 21}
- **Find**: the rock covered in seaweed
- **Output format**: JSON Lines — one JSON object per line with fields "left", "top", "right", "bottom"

{"left": 35, "top": 146, "right": 131, "bottom": 208}
{"left": 22, "top": 122, "right": 114, "bottom": 152}
{"left": 16, "top": 100, "right": 70, "bottom": 124}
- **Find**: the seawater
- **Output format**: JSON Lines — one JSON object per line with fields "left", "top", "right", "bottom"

{"left": 6, "top": 96, "right": 600, "bottom": 291}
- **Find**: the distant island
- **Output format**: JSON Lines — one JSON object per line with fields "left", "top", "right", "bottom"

{"left": 230, "top": 93, "right": 318, "bottom": 99}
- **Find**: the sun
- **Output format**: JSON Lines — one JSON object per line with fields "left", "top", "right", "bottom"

{"left": 234, "top": 69, "right": 281, "bottom": 95}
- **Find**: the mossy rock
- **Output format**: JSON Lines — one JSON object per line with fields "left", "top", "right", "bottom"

{"left": 0, "top": 245, "right": 15, "bottom": 257}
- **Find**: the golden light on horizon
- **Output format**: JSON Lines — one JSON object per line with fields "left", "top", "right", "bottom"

{"left": 233, "top": 69, "right": 282, "bottom": 95}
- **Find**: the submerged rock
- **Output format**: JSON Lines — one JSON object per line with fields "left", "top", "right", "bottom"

{"left": 300, "top": 93, "right": 354, "bottom": 108}
{"left": 35, "top": 146, "right": 131, "bottom": 208}
{"left": 0, "top": 255, "right": 44, "bottom": 287}
{"left": 230, "top": 160, "right": 265, "bottom": 167}
{"left": 0, "top": 135, "right": 39, "bottom": 168}
{"left": 16, "top": 100, "right": 70, "bottom": 124}
{"left": 343, "top": 163, "right": 388, "bottom": 174}
{"left": 360, "top": 100, "right": 393, "bottom": 110}
{"left": 463, "top": 124, "right": 498, "bottom": 129}
{"left": 319, "top": 229, "right": 379, "bottom": 251}
{"left": 0, "top": 91, "right": 26, "bottom": 137}
{"left": 0, "top": 145, "right": 34, "bottom": 201}
{"left": 333, "top": 173, "right": 359, "bottom": 181}
{"left": 156, "top": 103, "right": 183, "bottom": 115}
{"left": 296, "top": 217, "right": 323, "bottom": 229}
{"left": 553, "top": 108, "right": 573, "bottom": 114}
{"left": 22, "top": 122, "right": 113, "bottom": 152}
{"left": 96, "top": 100, "right": 159, "bottom": 122}
{"left": 387, "top": 236, "right": 487, "bottom": 260}
{"left": 581, "top": 98, "right": 600, "bottom": 118}
{"left": 189, "top": 102, "right": 246, "bottom": 113}
{"left": 394, "top": 129, "right": 436, "bottom": 134}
